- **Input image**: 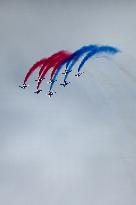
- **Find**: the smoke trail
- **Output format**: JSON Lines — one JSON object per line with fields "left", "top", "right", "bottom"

{"left": 77, "top": 46, "right": 119, "bottom": 73}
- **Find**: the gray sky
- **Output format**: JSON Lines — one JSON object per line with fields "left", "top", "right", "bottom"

{"left": 0, "top": 0, "right": 136, "bottom": 205}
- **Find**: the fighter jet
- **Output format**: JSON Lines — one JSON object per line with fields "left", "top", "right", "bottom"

{"left": 47, "top": 79, "right": 57, "bottom": 84}
{"left": 34, "top": 89, "right": 42, "bottom": 94}
{"left": 46, "top": 90, "right": 56, "bottom": 97}
{"left": 60, "top": 80, "right": 70, "bottom": 87}
{"left": 75, "top": 72, "right": 84, "bottom": 77}
{"left": 35, "top": 77, "right": 45, "bottom": 82}
{"left": 62, "top": 69, "right": 72, "bottom": 76}
{"left": 19, "top": 84, "right": 28, "bottom": 89}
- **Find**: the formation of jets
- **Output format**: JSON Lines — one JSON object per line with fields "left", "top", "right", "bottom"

{"left": 19, "top": 71, "right": 84, "bottom": 97}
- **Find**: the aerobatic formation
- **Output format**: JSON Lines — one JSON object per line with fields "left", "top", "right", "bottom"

{"left": 19, "top": 44, "right": 120, "bottom": 97}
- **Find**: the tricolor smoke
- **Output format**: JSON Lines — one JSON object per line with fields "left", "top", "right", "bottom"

{"left": 20, "top": 44, "right": 120, "bottom": 96}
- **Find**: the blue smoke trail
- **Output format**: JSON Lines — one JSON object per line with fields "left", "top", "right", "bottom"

{"left": 64, "top": 45, "right": 119, "bottom": 81}
{"left": 66, "top": 45, "right": 98, "bottom": 69}
{"left": 77, "top": 46, "right": 120, "bottom": 73}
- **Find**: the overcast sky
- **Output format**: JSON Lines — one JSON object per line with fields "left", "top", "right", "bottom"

{"left": 0, "top": 1, "right": 136, "bottom": 205}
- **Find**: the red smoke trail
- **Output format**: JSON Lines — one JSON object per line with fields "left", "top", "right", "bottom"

{"left": 23, "top": 50, "right": 71, "bottom": 86}
{"left": 38, "top": 51, "right": 69, "bottom": 78}
{"left": 36, "top": 51, "right": 72, "bottom": 90}
{"left": 23, "top": 58, "right": 46, "bottom": 85}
